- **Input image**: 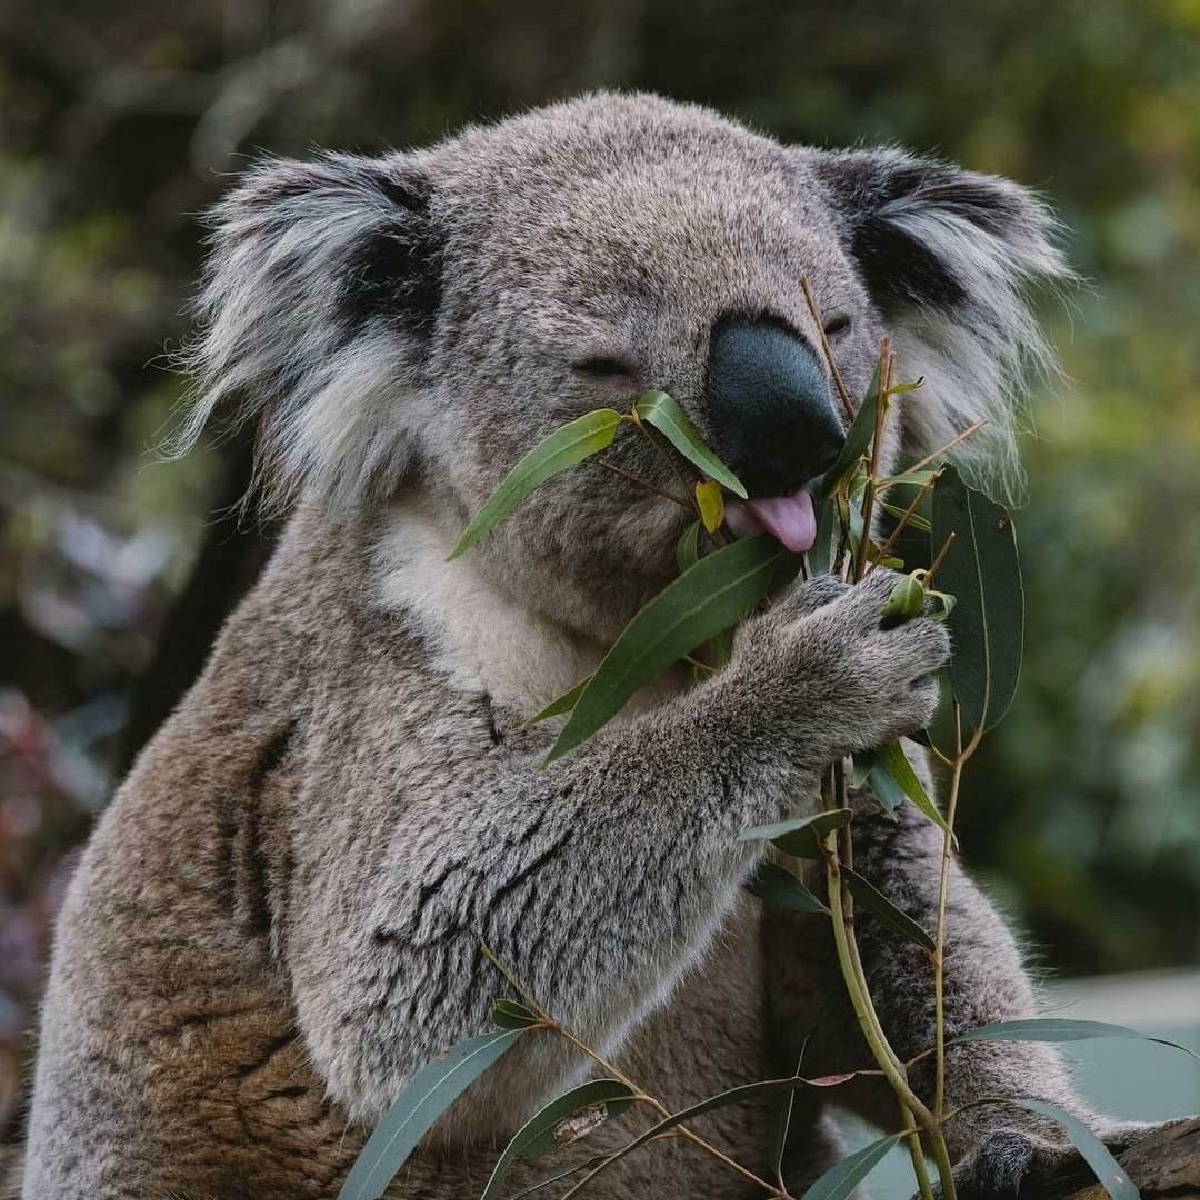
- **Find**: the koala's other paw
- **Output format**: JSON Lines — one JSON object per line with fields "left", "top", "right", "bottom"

{"left": 740, "top": 568, "right": 950, "bottom": 761}
{"left": 925, "top": 1118, "right": 1198, "bottom": 1200}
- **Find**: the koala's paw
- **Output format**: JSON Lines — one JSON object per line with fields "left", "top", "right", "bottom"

{"left": 740, "top": 568, "right": 950, "bottom": 760}
{"left": 924, "top": 1118, "right": 1196, "bottom": 1200}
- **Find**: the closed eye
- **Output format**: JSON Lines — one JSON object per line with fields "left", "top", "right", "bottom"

{"left": 573, "top": 354, "right": 637, "bottom": 380}
{"left": 823, "top": 314, "right": 852, "bottom": 339}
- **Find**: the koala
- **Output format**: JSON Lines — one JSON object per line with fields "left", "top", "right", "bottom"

{"left": 22, "top": 93, "right": 1173, "bottom": 1200}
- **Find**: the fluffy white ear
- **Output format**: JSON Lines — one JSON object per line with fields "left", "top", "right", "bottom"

{"left": 813, "top": 149, "right": 1071, "bottom": 494}
{"left": 173, "top": 152, "right": 442, "bottom": 512}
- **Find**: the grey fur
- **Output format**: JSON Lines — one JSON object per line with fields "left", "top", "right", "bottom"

{"left": 24, "top": 93, "right": 1162, "bottom": 1200}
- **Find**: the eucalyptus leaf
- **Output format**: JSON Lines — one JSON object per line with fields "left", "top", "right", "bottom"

{"left": 880, "top": 501, "right": 932, "bottom": 532}
{"left": 548, "top": 536, "right": 785, "bottom": 761}
{"left": 814, "top": 365, "right": 881, "bottom": 499}
{"left": 481, "top": 1079, "right": 637, "bottom": 1199}
{"left": 932, "top": 465, "right": 1023, "bottom": 733}
{"left": 799, "top": 1134, "right": 904, "bottom": 1200}
{"left": 528, "top": 679, "right": 590, "bottom": 725}
{"left": 745, "top": 861, "right": 828, "bottom": 914}
{"left": 738, "top": 808, "right": 853, "bottom": 857}
{"left": 675, "top": 520, "right": 701, "bottom": 574}
{"left": 869, "top": 742, "right": 950, "bottom": 834}
{"left": 634, "top": 390, "right": 747, "bottom": 497}
{"left": 949, "top": 1019, "right": 1200, "bottom": 1061}
{"left": 808, "top": 495, "right": 836, "bottom": 576}
{"left": 491, "top": 999, "right": 544, "bottom": 1030}
{"left": 843, "top": 867, "right": 936, "bottom": 951}
{"left": 1010, "top": 1100, "right": 1139, "bottom": 1200}
{"left": 696, "top": 479, "right": 725, "bottom": 532}
{"left": 450, "top": 410, "right": 624, "bottom": 559}
{"left": 339, "top": 1029, "right": 524, "bottom": 1200}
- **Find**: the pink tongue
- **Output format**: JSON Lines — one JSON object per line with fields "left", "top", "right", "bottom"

{"left": 738, "top": 490, "right": 818, "bottom": 553}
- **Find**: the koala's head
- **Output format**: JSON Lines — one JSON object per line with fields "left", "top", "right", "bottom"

{"left": 180, "top": 93, "right": 1066, "bottom": 639}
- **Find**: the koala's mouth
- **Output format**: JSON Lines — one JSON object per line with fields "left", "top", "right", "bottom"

{"left": 724, "top": 490, "right": 817, "bottom": 553}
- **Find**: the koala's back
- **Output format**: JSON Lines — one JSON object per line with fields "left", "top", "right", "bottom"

{"left": 22, "top": 512, "right": 796, "bottom": 1200}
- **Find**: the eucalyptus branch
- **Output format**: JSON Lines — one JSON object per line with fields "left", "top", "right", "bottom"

{"left": 801, "top": 276, "right": 855, "bottom": 421}
{"left": 596, "top": 459, "right": 693, "bottom": 508}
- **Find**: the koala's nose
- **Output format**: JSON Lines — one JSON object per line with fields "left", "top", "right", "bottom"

{"left": 706, "top": 317, "right": 845, "bottom": 497}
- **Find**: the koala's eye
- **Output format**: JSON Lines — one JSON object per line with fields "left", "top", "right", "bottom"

{"left": 823, "top": 314, "right": 852, "bottom": 339}
{"left": 573, "top": 354, "right": 637, "bottom": 380}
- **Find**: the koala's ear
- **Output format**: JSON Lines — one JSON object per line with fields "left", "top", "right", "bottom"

{"left": 174, "top": 152, "right": 442, "bottom": 512}
{"left": 812, "top": 149, "right": 1071, "bottom": 491}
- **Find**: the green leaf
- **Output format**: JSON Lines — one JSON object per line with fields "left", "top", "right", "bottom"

{"left": 807, "top": 496, "right": 837, "bottom": 577}
{"left": 798, "top": 1134, "right": 904, "bottom": 1200}
{"left": 879, "top": 469, "right": 940, "bottom": 489}
{"left": 491, "top": 999, "right": 544, "bottom": 1030}
{"left": 450, "top": 410, "right": 623, "bottom": 558}
{"left": 505, "top": 1158, "right": 610, "bottom": 1199}
{"left": 480, "top": 1079, "right": 637, "bottom": 1199}
{"left": 949, "top": 1019, "right": 1200, "bottom": 1061}
{"left": 527, "top": 679, "right": 590, "bottom": 725}
{"left": 868, "top": 742, "right": 951, "bottom": 834}
{"left": 814, "top": 365, "right": 881, "bottom": 498}
{"left": 634, "top": 390, "right": 747, "bottom": 497}
{"left": 880, "top": 501, "right": 932, "bottom": 532}
{"left": 675, "top": 520, "right": 701, "bottom": 573}
{"left": 547, "top": 536, "right": 785, "bottom": 761}
{"left": 560, "top": 1074, "right": 841, "bottom": 1199}
{"left": 843, "top": 867, "right": 936, "bottom": 951}
{"left": 1009, "top": 1101, "right": 1139, "bottom": 1200}
{"left": 745, "top": 861, "right": 828, "bottom": 914}
{"left": 738, "top": 808, "right": 853, "bottom": 857}
{"left": 696, "top": 479, "right": 725, "bottom": 532}
{"left": 932, "top": 465, "right": 1024, "bottom": 732}
{"left": 339, "top": 1029, "right": 524, "bottom": 1200}
{"left": 881, "top": 574, "right": 926, "bottom": 623}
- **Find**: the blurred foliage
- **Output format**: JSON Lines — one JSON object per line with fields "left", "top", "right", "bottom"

{"left": 2, "top": 0, "right": 1200, "bottom": 1141}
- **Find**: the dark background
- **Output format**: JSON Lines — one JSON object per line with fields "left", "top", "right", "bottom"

{"left": 3, "top": 0, "right": 1200, "bottom": 1142}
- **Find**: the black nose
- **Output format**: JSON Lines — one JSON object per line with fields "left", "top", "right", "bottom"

{"left": 706, "top": 317, "right": 845, "bottom": 496}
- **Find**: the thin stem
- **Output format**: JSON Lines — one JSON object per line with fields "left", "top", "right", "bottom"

{"left": 853, "top": 341, "right": 893, "bottom": 582}
{"left": 925, "top": 531, "right": 957, "bottom": 588}
{"left": 904, "top": 419, "right": 989, "bottom": 476}
{"left": 596, "top": 459, "right": 693, "bottom": 508}
{"left": 801, "top": 276, "right": 855, "bottom": 421}
{"left": 631, "top": 416, "right": 702, "bottom": 505}
{"left": 552, "top": 1026, "right": 788, "bottom": 1198}
{"left": 868, "top": 475, "right": 937, "bottom": 575}
{"left": 901, "top": 1094, "right": 937, "bottom": 1200}
{"left": 934, "top": 706, "right": 964, "bottom": 1121}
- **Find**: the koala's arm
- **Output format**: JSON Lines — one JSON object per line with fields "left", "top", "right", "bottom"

{"left": 282, "top": 572, "right": 947, "bottom": 1128}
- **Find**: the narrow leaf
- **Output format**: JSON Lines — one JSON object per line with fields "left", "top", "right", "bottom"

{"left": 738, "top": 808, "right": 853, "bottom": 857}
{"left": 808, "top": 495, "right": 837, "bottom": 576}
{"left": 746, "top": 861, "right": 828, "bottom": 914}
{"left": 548, "top": 537, "right": 784, "bottom": 761}
{"left": 696, "top": 479, "right": 725, "bottom": 532}
{"left": 814, "top": 366, "right": 881, "bottom": 498}
{"left": 869, "top": 742, "right": 950, "bottom": 834}
{"left": 880, "top": 502, "right": 932, "bottom": 532}
{"left": 949, "top": 1019, "right": 1200, "bottom": 1062}
{"left": 505, "top": 1157, "right": 610, "bottom": 1199}
{"left": 481, "top": 1079, "right": 637, "bottom": 1199}
{"left": 339, "top": 1029, "right": 523, "bottom": 1200}
{"left": 1010, "top": 1100, "right": 1139, "bottom": 1200}
{"left": 528, "top": 679, "right": 590, "bottom": 725}
{"left": 843, "top": 867, "right": 936, "bottom": 951}
{"left": 932, "top": 465, "right": 1023, "bottom": 732}
{"left": 634, "top": 390, "right": 747, "bottom": 497}
{"left": 450, "top": 410, "right": 623, "bottom": 558}
{"left": 799, "top": 1134, "right": 904, "bottom": 1200}
{"left": 492, "top": 999, "right": 544, "bottom": 1030}
{"left": 675, "top": 520, "right": 701, "bottom": 573}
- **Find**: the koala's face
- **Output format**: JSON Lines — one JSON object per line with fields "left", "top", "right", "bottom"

{"left": 185, "top": 94, "right": 1064, "bottom": 637}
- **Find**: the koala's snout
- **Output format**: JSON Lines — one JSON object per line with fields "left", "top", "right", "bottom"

{"left": 706, "top": 317, "right": 845, "bottom": 497}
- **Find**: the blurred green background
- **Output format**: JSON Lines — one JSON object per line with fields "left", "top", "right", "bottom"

{"left": 2, "top": 0, "right": 1199, "bottom": 1148}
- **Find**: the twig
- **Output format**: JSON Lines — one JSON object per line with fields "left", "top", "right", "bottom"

{"left": 925, "top": 532, "right": 957, "bottom": 588}
{"left": 868, "top": 474, "right": 938, "bottom": 575}
{"left": 596, "top": 459, "right": 693, "bottom": 509}
{"left": 853, "top": 339, "right": 893, "bottom": 582}
{"left": 903, "top": 419, "right": 989, "bottom": 477}
{"left": 801, "top": 277, "right": 855, "bottom": 421}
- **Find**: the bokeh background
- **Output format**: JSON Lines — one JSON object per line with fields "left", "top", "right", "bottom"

{"left": 3, "top": 0, "right": 1200, "bottom": 1160}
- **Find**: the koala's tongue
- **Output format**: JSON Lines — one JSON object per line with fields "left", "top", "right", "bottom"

{"left": 728, "top": 490, "right": 817, "bottom": 553}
